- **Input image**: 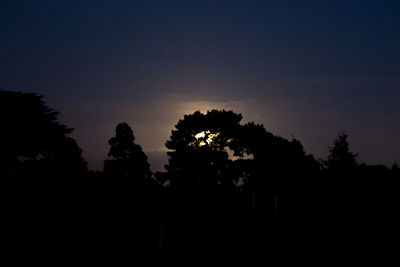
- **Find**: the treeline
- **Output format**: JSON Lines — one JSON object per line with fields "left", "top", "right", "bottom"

{"left": 1, "top": 90, "right": 399, "bottom": 259}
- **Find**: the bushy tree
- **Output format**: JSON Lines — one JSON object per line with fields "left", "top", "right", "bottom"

{"left": 0, "top": 90, "right": 87, "bottom": 183}
{"left": 165, "top": 110, "right": 242, "bottom": 189}
{"left": 164, "top": 110, "right": 318, "bottom": 189}
{"left": 229, "top": 122, "right": 319, "bottom": 187}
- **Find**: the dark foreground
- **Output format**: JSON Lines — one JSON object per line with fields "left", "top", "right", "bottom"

{"left": 3, "top": 176, "right": 399, "bottom": 263}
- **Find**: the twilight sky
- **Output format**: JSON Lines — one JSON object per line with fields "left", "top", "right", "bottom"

{"left": 1, "top": 0, "right": 399, "bottom": 171}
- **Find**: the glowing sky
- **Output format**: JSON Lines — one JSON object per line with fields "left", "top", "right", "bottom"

{"left": 1, "top": 0, "right": 399, "bottom": 171}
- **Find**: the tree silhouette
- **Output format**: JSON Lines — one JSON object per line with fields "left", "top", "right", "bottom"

{"left": 165, "top": 110, "right": 243, "bottom": 189}
{"left": 392, "top": 162, "right": 399, "bottom": 173}
{"left": 4, "top": 90, "right": 398, "bottom": 256}
{"left": 104, "top": 122, "right": 151, "bottom": 184}
{"left": 228, "top": 121, "right": 319, "bottom": 186}
{"left": 0, "top": 90, "right": 87, "bottom": 183}
{"left": 165, "top": 110, "right": 319, "bottom": 189}
{"left": 326, "top": 131, "right": 358, "bottom": 172}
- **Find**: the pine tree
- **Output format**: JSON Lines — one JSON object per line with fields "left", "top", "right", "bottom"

{"left": 326, "top": 131, "right": 358, "bottom": 172}
{"left": 104, "top": 122, "right": 151, "bottom": 184}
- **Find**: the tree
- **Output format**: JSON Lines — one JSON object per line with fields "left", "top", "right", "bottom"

{"left": 164, "top": 110, "right": 320, "bottom": 253}
{"left": 392, "top": 162, "right": 399, "bottom": 177}
{"left": 228, "top": 122, "right": 319, "bottom": 185}
{"left": 165, "top": 110, "right": 242, "bottom": 189}
{"left": 392, "top": 162, "right": 399, "bottom": 172}
{"left": 164, "top": 110, "right": 319, "bottom": 189}
{"left": 104, "top": 122, "right": 151, "bottom": 184}
{"left": 326, "top": 131, "right": 358, "bottom": 172}
{"left": 0, "top": 90, "right": 87, "bottom": 183}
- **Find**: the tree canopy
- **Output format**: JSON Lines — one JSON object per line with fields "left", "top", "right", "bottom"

{"left": 164, "top": 110, "right": 319, "bottom": 189}
{"left": 104, "top": 122, "right": 151, "bottom": 184}
{"left": 0, "top": 90, "right": 87, "bottom": 183}
{"left": 326, "top": 131, "right": 358, "bottom": 172}
{"left": 165, "top": 110, "right": 242, "bottom": 189}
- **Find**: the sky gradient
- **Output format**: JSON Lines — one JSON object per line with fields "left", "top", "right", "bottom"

{"left": 1, "top": 0, "right": 399, "bottom": 171}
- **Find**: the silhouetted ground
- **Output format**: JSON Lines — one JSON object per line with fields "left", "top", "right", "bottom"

{"left": 3, "top": 171, "right": 398, "bottom": 262}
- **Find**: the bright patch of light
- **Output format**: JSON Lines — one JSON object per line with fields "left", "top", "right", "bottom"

{"left": 195, "top": 132, "right": 206, "bottom": 139}
{"left": 194, "top": 130, "right": 220, "bottom": 146}
{"left": 207, "top": 132, "right": 220, "bottom": 143}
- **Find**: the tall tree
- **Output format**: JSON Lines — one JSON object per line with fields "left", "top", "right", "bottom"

{"left": 326, "top": 131, "right": 358, "bottom": 172}
{"left": 104, "top": 122, "right": 151, "bottom": 184}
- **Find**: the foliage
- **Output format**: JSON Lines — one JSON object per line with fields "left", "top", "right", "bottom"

{"left": 326, "top": 131, "right": 358, "bottom": 172}
{"left": 164, "top": 110, "right": 319, "bottom": 189}
{"left": 165, "top": 110, "right": 242, "bottom": 189}
{"left": 104, "top": 122, "right": 151, "bottom": 183}
{"left": 0, "top": 90, "right": 87, "bottom": 182}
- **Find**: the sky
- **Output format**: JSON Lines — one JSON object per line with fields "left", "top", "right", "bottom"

{"left": 1, "top": 0, "right": 399, "bottom": 171}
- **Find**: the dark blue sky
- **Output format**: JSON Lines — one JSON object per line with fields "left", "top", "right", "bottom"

{"left": 1, "top": 0, "right": 399, "bottom": 170}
